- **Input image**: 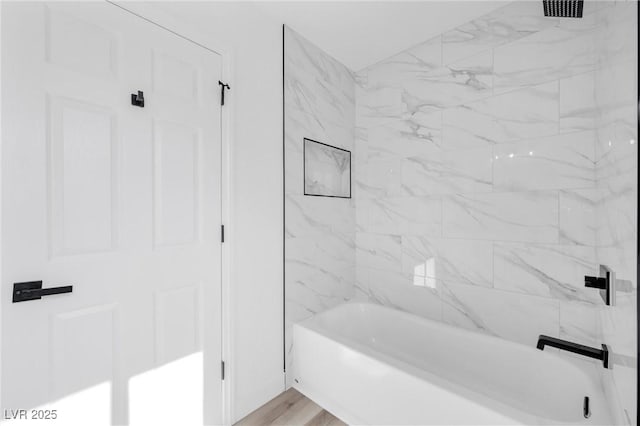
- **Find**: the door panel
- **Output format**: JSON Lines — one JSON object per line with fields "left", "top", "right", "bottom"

{"left": 1, "top": 2, "right": 222, "bottom": 424}
{"left": 51, "top": 304, "right": 116, "bottom": 399}
{"left": 154, "top": 285, "right": 202, "bottom": 365}
{"left": 153, "top": 120, "right": 202, "bottom": 247}
{"left": 152, "top": 51, "right": 200, "bottom": 103}
{"left": 50, "top": 96, "right": 118, "bottom": 256}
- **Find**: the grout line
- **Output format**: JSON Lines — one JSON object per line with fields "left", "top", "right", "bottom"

{"left": 557, "top": 79, "right": 561, "bottom": 136}
{"left": 356, "top": 229, "right": 596, "bottom": 248}
{"left": 558, "top": 190, "right": 562, "bottom": 243}
{"left": 440, "top": 195, "right": 444, "bottom": 238}
{"left": 491, "top": 241, "right": 495, "bottom": 289}
{"left": 440, "top": 35, "right": 443, "bottom": 70}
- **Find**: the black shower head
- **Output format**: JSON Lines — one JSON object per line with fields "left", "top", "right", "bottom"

{"left": 542, "top": 0, "right": 584, "bottom": 17}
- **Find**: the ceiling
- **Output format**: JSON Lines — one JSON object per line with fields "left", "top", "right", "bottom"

{"left": 254, "top": 1, "right": 506, "bottom": 70}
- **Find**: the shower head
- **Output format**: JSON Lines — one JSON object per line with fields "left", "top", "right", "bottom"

{"left": 542, "top": 0, "right": 584, "bottom": 17}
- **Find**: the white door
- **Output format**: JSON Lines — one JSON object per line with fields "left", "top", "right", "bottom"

{"left": 1, "top": 2, "right": 223, "bottom": 425}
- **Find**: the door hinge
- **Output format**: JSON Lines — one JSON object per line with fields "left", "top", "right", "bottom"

{"left": 218, "top": 81, "right": 230, "bottom": 106}
{"left": 221, "top": 361, "right": 226, "bottom": 381}
{"left": 221, "top": 224, "right": 225, "bottom": 243}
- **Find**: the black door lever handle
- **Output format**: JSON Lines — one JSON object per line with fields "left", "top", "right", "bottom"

{"left": 13, "top": 281, "right": 73, "bottom": 303}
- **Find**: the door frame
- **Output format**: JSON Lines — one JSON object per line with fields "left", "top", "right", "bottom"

{"left": 0, "top": 1, "right": 235, "bottom": 424}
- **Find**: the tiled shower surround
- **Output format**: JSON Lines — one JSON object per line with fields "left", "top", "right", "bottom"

{"left": 594, "top": 1, "right": 637, "bottom": 420}
{"left": 285, "top": 0, "right": 636, "bottom": 420}
{"left": 284, "top": 27, "right": 355, "bottom": 383}
{"left": 356, "top": 0, "right": 635, "bottom": 342}
{"left": 354, "top": 0, "right": 636, "bottom": 420}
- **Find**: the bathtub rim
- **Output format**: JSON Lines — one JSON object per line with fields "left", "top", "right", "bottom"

{"left": 299, "top": 301, "right": 601, "bottom": 374}
{"left": 293, "top": 318, "right": 544, "bottom": 425}
{"left": 293, "top": 301, "right": 611, "bottom": 424}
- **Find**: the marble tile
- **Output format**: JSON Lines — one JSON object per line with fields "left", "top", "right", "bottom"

{"left": 285, "top": 108, "right": 353, "bottom": 156}
{"left": 442, "top": 1, "right": 558, "bottom": 65}
{"left": 493, "top": 13, "right": 598, "bottom": 92}
{"left": 368, "top": 197, "right": 442, "bottom": 236}
{"left": 355, "top": 198, "right": 370, "bottom": 232}
{"left": 600, "top": 290, "right": 637, "bottom": 358}
{"left": 611, "top": 363, "right": 638, "bottom": 425}
{"left": 443, "top": 191, "right": 559, "bottom": 243}
{"left": 402, "top": 237, "right": 493, "bottom": 288}
{"left": 368, "top": 116, "right": 441, "bottom": 161}
{"left": 285, "top": 41, "right": 354, "bottom": 194}
{"left": 285, "top": 236, "right": 355, "bottom": 379}
{"left": 366, "top": 36, "right": 442, "bottom": 89}
{"left": 593, "top": 3, "right": 638, "bottom": 417}
{"left": 493, "top": 243, "right": 599, "bottom": 304}
{"left": 442, "top": 81, "right": 559, "bottom": 150}
{"left": 367, "top": 124, "right": 403, "bottom": 163}
{"left": 285, "top": 194, "right": 354, "bottom": 239}
{"left": 595, "top": 61, "right": 637, "bottom": 184}
{"left": 493, "top": 131, "right": 596, "bottom": 191}
{"left": 401, "top": 197, "right": 443, "bottom": 236}
{"left": 354, "top": 266, "right": 371, "bottom": 301}
{"left": 594, "top": 65, "right": 636, "bottom": 144}
{"left": 285, "top": 27, "right": 356, "bottom": 383}
{"left": 596, "top": 125, "right": 637, "bottom": 185}
{"left": 364, "top": 157, "right": 403, "bottom": 198}
{"left": 400, "top": 154, "right": 443, "bottom": 196}
{"left": 284, "top": 121, "right": 354, "bottom": 181}
{"left": 441, "top": 283, "right": 560, "bottom": 346}
{"left": 559, "top": 188, "right": 599, "bottom": 246}
{"left": 402, "top": 147, "right": 493, "bottom": 195}
{"left": 559, "top": 71, "right": 597, "bottom": 133}
{"left": 357, "top": 87, "right": 404, "bottom": 127}
{"left": 559, "top": 300, "right": 600, "bottom": 347}
{"left": 404, "top": 110, "right": 444, "bottom": 150}
{"left": 286, "top": 235, "right": 354, "bottom": 274}
{"left": 285, "top": 267, "right": 352, "bottom": 318}
{"left": 596, "top": 181, "right": 637, "bottom": 248}
{"left": 581, "top": 0, "right": 615, "bottom": 16}
{"left": 285, "top": 238, "right": 355, "bottom": 302}
{"left": 595, "top": 58, "right": 636, "bottom": 120}
{"left": 399, "top": 50, "right": 493, "bottom": 110}
{"left": 353, "top": 128, "right": 368, "bottom": 192}
{"left": 285, "top": 26, "right": 355, "bottom": 101}
{"left": 361, "top": 267, "right": 442, "bottom": 322}
{"left": 285, "top": 67, "right": 353, "bottom": 145}
{"left": 596, "top": 0, "right": 637, "bottom": 66}
{"left": 355, "top": 232, "right": 402, "bottom": 272}
{"left": 347, "top": 0, "right": 637, "bottom": 401}
{"left": 366, "top": 198, "right": 404, "bottom": 235}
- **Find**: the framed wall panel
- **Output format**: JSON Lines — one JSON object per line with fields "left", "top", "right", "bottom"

{"left": 303, "top": 138, "right": 351, "bottom": 198}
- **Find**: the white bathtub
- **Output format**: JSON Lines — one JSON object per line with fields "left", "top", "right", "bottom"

{"left": 292, "top": 303, "right": 612, "bottom": 425}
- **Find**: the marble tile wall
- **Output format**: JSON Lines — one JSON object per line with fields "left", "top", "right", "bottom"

{"left": 593, "top": 2, "right": 637, "bottom": 423}
{"left": 284, "top": 27, "right": 356, "bottom": 385}
{"left": 285, "top": 1, "right": 636, "bottom": 420}
{"left": 354, "top": 0, "right": 635, "bottom": 381}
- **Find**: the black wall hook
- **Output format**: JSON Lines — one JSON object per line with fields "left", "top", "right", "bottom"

{"left": 218, "top": 81, "right": 230, "bottom": 106}
{"left": 131, "top": 90, "right": 144, "bottom": 107}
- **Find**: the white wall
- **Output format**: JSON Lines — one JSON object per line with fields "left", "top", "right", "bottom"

{"left": 118, "top": 2, "right": 285, "bottom": 422}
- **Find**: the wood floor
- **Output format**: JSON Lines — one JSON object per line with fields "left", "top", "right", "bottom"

{"left": 234, "top": 388, "right": 346, "bottom": 426}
